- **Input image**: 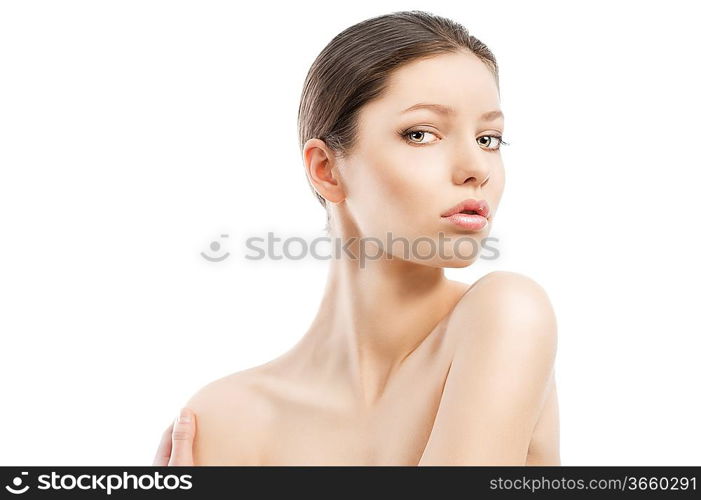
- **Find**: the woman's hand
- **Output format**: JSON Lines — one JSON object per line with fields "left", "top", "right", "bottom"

{"left": 152, "top": 408, "right": 197, "bottom": 466}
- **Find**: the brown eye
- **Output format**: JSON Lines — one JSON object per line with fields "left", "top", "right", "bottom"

{"left": 403, "top": 129, "right": 439, "bottom": 145}
{"left": 477, "top": 135, "right": 505, "bottom": 150}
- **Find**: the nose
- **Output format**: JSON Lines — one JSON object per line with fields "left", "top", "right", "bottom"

{"left": 452, "top": 142, "right": 491, "bottom": 186}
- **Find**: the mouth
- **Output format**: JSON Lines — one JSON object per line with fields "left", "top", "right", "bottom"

{"left": 441, "top": 198, "right": 491, "bottom": 232}
{"left": 441, "top": 198, "right": 490, "bottom": 218}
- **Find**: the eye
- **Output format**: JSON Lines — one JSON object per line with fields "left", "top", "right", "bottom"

{"left": 402, "top": 129, "right": 440, "bottom": 146}
{"left": 477, "top": 135, "right": 509, "bottom": 151}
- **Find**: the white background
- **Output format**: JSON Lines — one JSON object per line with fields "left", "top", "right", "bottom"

{"left": 1, "top": 0, "right": 699, "bottom": 466}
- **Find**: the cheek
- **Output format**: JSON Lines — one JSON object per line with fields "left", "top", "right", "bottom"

{"left": 345, "top": 146, "right": 443, "bottom": 231}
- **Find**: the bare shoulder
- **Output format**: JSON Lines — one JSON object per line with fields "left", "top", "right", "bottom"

{"left": 184, "top": 368, "right": 273, "bottom": 465}
{"left": 446, "top": 270, "right": 558, "bottom": 397}
{"left": 453, "top": 270, "right": 558, "bottom": 350}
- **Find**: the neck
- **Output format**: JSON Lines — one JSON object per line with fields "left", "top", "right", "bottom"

{"left": 282, "top": 219, "right": 470, "bottom": 412}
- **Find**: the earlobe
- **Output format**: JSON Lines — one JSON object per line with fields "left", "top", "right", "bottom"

{"left": 303, "top": 138, "right": 346, "bottom": 204}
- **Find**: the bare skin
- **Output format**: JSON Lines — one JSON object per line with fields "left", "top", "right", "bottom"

{"left": 157, "top": 50, "right": 560, "bottom": 465}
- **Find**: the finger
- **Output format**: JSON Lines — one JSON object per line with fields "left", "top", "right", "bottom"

{"left": 152, "top": 423, "right": 174, "bottom": 466}
{"left": 168, "top": 407, "right": 196, "bottom": 466}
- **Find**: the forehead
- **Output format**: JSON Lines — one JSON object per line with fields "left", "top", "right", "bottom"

{"left": 370, "top": 51, "right": 500, "bottom": 115}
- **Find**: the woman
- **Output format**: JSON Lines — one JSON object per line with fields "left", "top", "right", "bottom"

{"left": 154, "top": 10, "right": 559, "bottom": 466}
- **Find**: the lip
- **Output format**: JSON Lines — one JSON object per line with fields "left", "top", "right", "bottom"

{"left": 441, "top": 198, "right": 490, "bottom": 232}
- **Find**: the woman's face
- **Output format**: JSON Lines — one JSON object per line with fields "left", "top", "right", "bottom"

{"left": 334, "top": 50, "right": 505, "bottom": 268}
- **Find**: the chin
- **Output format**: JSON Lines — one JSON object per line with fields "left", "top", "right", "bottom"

{"left": 416, "top": 256, "right": 479, "bottom": 269}
{"left": 443, "top": 258, "right": 479, "bottom": 269}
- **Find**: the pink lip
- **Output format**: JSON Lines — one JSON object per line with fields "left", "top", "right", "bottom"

{"left": 440, "top": 198, "right": 490, "bottom": 232}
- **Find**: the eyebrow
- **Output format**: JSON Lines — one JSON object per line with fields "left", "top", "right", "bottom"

{"left": 401, "top": 103, "right": 504, "bottom": 121}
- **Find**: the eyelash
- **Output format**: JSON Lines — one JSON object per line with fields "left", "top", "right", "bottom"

{"left": 401, "top": 129, "right": 510, "bottom": 150}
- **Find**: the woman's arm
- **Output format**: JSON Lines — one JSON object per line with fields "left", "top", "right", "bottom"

{"left": 418, "top": 271, "right": 558, "bottom": 465}
{"left": 526, "top": 372, "right": 560, "bottom": 465}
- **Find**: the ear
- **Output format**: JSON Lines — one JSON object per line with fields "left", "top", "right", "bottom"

{"left": 303, "top": 138, "right": 346, "bottom": 204}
